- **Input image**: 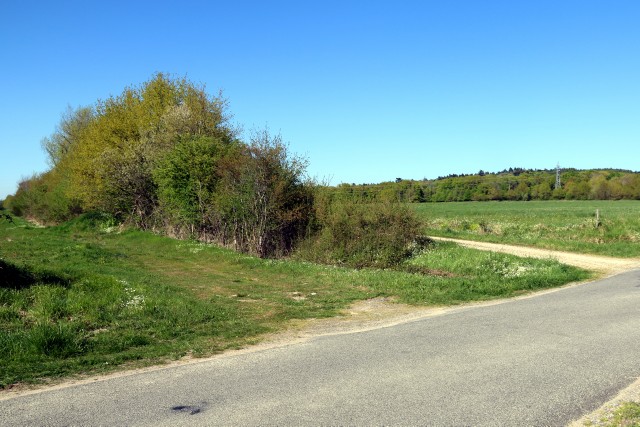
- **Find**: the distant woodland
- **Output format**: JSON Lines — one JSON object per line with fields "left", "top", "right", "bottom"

{"left": 331, "top": 168, "right": 640, "bottom": 203}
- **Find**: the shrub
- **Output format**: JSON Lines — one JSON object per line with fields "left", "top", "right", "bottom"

{"left": 153, "top": 135, "right": 232, "bottom": 237}
{"left": 6, "top": 171, "right": 80, "bottom": 224}
{"left": 215, "top": 130, "right": 315, "bottom": 257}
{"left": 298, "top": 196, "right": 426, "bottom": 268}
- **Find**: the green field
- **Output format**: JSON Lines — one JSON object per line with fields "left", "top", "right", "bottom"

{"left": 0, "top": 212, "right": 587, "bottom": 388}
{"left": 415, "top": 200, "right": 640, "bottom": 257}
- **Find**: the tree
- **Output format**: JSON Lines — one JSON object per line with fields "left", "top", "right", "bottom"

{"left": 65, "top": 73, "right": 234, "bottom": 224}
{"left": 154, "top": 136, "right": 234, "bottom": 236}
{"left": 590, "top": 174, "right": 612, "bottom": 200}
{"left": 217, "top": 129, "right": 313, "bottom": 257}
{"left": 531, "top": 182, "right": 552, "bottom": 200}
{"left": 513, "top": 181, "right": 530, "bottom": 201}
{"left": 564, "top": 179, "right": 590, "bottom": 199}
{"left": 411, "top": 185, "right": 426, "bottom": 203}
{"left": 41, "top": 106, "right": 94, "bottom": 167}
{"left": 618, "top": 173, "right": 640, "bottom": 199}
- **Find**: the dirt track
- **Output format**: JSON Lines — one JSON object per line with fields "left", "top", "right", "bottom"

{"left": 430, "top": 236, "right": 640, "bottom": 276}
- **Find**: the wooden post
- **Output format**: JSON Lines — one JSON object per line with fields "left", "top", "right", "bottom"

{"left": 595, "top": 209, "right": 601, "bottom": 228}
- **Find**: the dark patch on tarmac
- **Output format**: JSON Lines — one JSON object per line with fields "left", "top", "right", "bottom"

{"left": 171, "top": 403, "right": 206, "bottom": 415}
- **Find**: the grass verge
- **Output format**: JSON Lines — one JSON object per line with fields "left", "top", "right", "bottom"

{"left": 608, "top": 402, "right": 640, "bottom": 426}
{"left": 585, "top": 401, "right": 640, "bottom": 427}
{"left": 0, "top": 212, "right": 588, "bottom": 388}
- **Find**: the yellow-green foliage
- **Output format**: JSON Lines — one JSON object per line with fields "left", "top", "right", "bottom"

{"left": 65, "top": 73, "right": 233, "bottom": 222}
{"left": 10, "top": 74, "right": 315, "bottom": 258}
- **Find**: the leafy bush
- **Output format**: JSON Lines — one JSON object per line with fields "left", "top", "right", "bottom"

{"left": 153, "top": 130, "right": 314, "bottom": 258}
{"left": 153, "top": 135, "right": 231, "bottom": 236}
{"left": 6, "top": 171, "right": 80, "bottom": 223}
{"left": 5, "top": 75, "right": 316, "bottom": 260}
{"left": 215, "top": 130, "right": 314, "bottom": 257}
{"left": 298, "top": 196, "right": 426, "bottom": 268}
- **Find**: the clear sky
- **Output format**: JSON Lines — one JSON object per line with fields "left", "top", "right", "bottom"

{"left": 1, "top": 1, "right": 639, "bottom": 199}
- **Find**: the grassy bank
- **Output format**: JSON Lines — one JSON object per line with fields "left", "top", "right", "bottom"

{"left": 415, "top": 200, "right": 640, "bottom": 257}
{"left": 0, "top": 212, "right": 588, "bottom": 388}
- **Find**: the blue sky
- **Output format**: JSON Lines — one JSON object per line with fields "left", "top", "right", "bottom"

{"left": 1, "top": 1, "right": 639, "bottom": 199}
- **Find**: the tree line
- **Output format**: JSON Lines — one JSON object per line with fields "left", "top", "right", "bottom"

{"left": 7, "top": 74, "right": 634, "bottom": 264}
{"left": 334, "top": 168, "right": 640, "bottom": 203}
{"left": 3, "top": 74, "right": 314, "bottom": 257}
{"left": 2, "top": 74, "right": 423, "bottom": 267}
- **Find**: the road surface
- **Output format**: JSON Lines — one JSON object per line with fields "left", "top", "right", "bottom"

{"left": 1, "top": 268, "right": 639, "bottom": 425}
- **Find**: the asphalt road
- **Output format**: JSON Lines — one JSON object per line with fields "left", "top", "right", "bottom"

{"left": 2, "top": 269, "right": 639, "bottom": 426}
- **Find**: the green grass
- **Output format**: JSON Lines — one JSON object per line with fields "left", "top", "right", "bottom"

{"left": 0, "top": 211, "right": 588, "bottom": 388}
{"left": 609, "top": 402, "right": 640, "bottom": 426}
{"left": 587, "top": 401, "right": 640, "bottom": 427}
{"left": 414, "top": 200, "right": 640, "bottom": 257}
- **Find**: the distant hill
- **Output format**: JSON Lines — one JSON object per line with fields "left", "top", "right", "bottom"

{"left": 331, "top": 168, "right": 640, "bottom": 202}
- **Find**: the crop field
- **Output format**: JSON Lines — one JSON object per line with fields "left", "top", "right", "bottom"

{"left": 0, "top": 212, "right": 587, "bottom": 388}
{"left": 415, "top": 200, "right": 640, "bottom": 257}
